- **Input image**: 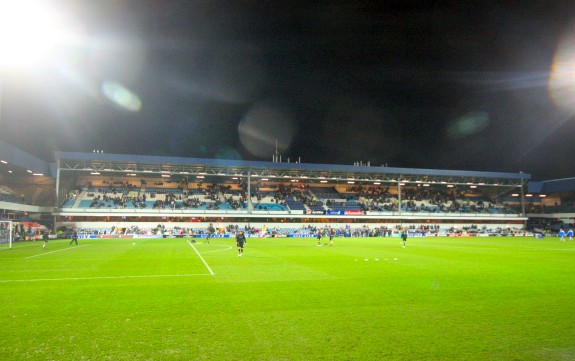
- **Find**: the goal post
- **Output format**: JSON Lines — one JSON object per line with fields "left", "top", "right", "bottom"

{"left": 0, "top": 220, "right": 13, "bottom": 249}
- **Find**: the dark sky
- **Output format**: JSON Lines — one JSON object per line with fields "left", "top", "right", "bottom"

{"left": 2, "top": 0, "right": 575, "bottom": 180}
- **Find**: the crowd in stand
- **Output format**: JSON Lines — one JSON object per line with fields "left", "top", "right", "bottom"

{"left": 71, "top": 180, "right": 521, "bottom": 215}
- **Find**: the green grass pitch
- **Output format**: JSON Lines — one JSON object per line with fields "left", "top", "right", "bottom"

{"left": 0, "top": 236, "right": 574, "bottom": 360}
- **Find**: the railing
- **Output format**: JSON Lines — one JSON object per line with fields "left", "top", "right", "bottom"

{"left": 56, "top": 206, "right": 525, "bottom": 219}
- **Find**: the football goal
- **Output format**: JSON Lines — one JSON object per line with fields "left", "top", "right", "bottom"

{"left": 0, "top": 220, "right": 13, "bottom": 249}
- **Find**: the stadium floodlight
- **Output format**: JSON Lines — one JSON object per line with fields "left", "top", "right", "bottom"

{"left": 0, "top": 0, "right": 74, "bottom": 68}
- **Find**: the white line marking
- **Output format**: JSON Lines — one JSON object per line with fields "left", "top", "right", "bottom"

{"left": 0, "top": 273, "right": 212, "bottom": 283}
{"left": 25, "top": 244, "right": 90, "bottom": 259}
{"left": 188, "top": 241, "right": 215, "bottom": 275}
{"left": 0, "top": 243, "right": 39, "bottom": 251}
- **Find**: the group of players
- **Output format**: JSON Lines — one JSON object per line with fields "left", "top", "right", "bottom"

{"left": 234, "top": 227, "right": 410, "bottom": 257}
{"left": 316, "top": 228, "right": 336, "bottom": 247}
{"left": 41, "top": 224, "right": 409, "bottom": 256}
{"left": 42, "top": 230, "right": 79, "bottom": 249}
{"left": 558, "top": 228, "right": 574, "bottom": 241}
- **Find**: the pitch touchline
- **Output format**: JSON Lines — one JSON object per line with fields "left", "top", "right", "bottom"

{"left": 188, "top": 241, "right": 215, "bottom": 275}
{"left": 25, "top": 244, "right": 90, "bottom": 258}
{"left": 0, "top": 273, "right": 213, "bottom": 283}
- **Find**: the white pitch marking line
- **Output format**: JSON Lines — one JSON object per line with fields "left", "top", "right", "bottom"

{"left": 188, "top": 241, "right": 215, "bottom": 275}
{"left": 0, "top": 273, "right": 212, "bottom": 283}
{"left": 0, "top": 243, "right": 40, "bottom": 251}
{"left": 25, "top": 244, "right": 90, "bottom": 259}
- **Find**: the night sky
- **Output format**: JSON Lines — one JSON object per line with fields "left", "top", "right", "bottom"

{"left": 2, "top": 0, "right": 575, "bottom": 180}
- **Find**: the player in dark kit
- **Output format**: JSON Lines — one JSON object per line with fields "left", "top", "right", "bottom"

{"left": 401, "top": 228, "right": 408, "bottom": 248}
{"left": 207, "top": 223, "right": 215, "bottom": 244}
{"left": 316, "top": 229, "right": 322, "bottom": 246}
{"left": 236, "top": 230, "right": 246, "bottom": 257}
{"left": 42, "top": 231, "right": 49, "bottom": 249}
{"left": 70, "top": 230, "right": 78, "bottom": 246}
{"left": 329, "top": 228, "right": 335, "bottom": 247}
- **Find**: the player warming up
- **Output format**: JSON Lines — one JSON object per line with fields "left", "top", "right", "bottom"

{"left": 42, "top": 230, "right": 49, "bottom": 249}
{"left": 329, "top": 228, "right": 334, "bottom": 247}
{"left": 236, "top": 230, "right": 246, "bottom": 257}
{"left": 316, "top": 229, "right": 322, "bottom": 246}
{"left": 401, "top": 228, "right": 408, "bottom": 248}
{"left": 207, "top": 223, "right": 215, "bottom": 244}
{"left": 559, "top": 228, "right": 566, "bottom": 241}
{"left": 568, "top": 228, "right": 573, "bottom": 241}
{"left": 70, "top": 229, "right": 78, "bottom": 246}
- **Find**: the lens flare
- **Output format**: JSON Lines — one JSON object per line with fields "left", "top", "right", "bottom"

{"left": 238, "top": 101, "right": 296, "bottom": 158}
{"left": 101, "top": 80, "right": 142, "bottom": 112}
{"left": 447, "top": 111, "right": 490, "bottom": 139}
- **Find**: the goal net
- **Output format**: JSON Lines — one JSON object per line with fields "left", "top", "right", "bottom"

{"left": 0, "top": 220, "right": 13, "bottom": 249}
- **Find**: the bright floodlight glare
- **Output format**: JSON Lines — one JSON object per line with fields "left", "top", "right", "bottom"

{"left": 0, "top": 0, "right": 71, "bottom": 67}
{"left": 547, "top": 22, "right": 575, "bottom": 110}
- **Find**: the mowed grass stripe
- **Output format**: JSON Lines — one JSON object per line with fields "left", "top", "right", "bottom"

{"left": 0, "top": 236, "right": 574, "bottom": 360}
{"left": 0, "top": 238, "right": 213, "bottom": 281}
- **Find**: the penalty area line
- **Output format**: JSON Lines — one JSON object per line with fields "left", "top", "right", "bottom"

{"left": 188, "top": 241, "right": 215, "bottom": 276}
{"left": 0, "top": 243, "right": 40, "bottom": 251}
{"left": 25, "top": 244, "right": 90, "bottom": 259}
{"left": 0, "top": 273, "right": 213, "bottom": 283}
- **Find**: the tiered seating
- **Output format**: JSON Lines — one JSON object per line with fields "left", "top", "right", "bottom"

{"left": 253, "top": 203, "right": 287, "bottom": 211}
{"left": 284, "top": 197, "right": 305, "bottom": 211}
{"left": 62, "top": 199, "right": 76, "bottom": 208}
{"left": 310, "top": 187, "right": 343, "bottom": 200}
{"left": 307, "top": 203, "right": 325, "bottom": 212}
{"left": 328, "top": 201, "right": 363, "bottom": 212}
{"left": 79, "top": 199, "right": 114, "bottom": 208}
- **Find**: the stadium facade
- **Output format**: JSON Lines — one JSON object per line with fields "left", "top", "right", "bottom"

{"left": 1, "top": 141, "right": 573, "bottom": 236}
